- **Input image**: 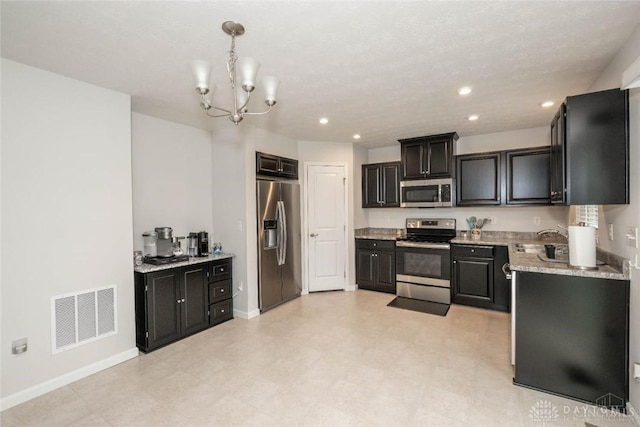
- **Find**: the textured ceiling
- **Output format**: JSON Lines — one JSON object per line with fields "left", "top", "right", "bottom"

{"left": 2, "top": 1, "right": 640, "bottom": 148}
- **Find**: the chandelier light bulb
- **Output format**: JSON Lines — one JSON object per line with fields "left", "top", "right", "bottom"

{"left": 458, "top": 86, "right": 472, "bottom": 96}
{"left": 190, "top": 60, "right": 212, "bottom": 94}
{"left": 237, "top": 57, "right": 260, "bottom": 92}
{"left": 262, "top": 76, "right": 279, "bottom": 106}
{"left": 236, "top": 89, "right": 249, "bottom": 112}
{"left": 467, "top": 114, "right": 479, "bottom": 121}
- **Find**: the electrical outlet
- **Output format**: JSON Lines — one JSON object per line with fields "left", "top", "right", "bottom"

{"left": 634, "top": 362, "right": 640, "bottom": 382}
{"left": 238, "top": 281, "right": 244, "bottom": 292}
{"left": 490, "top": 216, "right": 497, "bottom": 225}
{"left": 533, "top": 216, "right": 541, "bottom": 226}
{"left": 608, "top": 223, "right": 614, "bottom": 241}
{"left": 626, "top": 227, "right": 638, "bottom": 248}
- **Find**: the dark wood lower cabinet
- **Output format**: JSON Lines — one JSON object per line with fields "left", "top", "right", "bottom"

{"left": 135, "top": 257, "right": 233, "bottom": 352}
{"left": 514, "top": 272, "right": 629, "bottom": 408}
{"left": 356, "top": 239, "right": 396, "bottom": 294}
{"left": 452, "top": 244, "right": 510, "bottom": 312}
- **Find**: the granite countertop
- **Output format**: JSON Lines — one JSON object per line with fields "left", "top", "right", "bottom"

{"left": 134, "top": 253, "right": 234, "bottom": 274}
{"left": 355, "top": 227, "right": 405, "bottom": 240}
{"left": 355, "top": 228, "right": 630, "bottom": 280}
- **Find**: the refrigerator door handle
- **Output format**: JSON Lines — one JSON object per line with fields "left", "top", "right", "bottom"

{"left": 280, "top": 201, "right": 287, "bottom": 265}
{"left": 276, "top": 200, "right": 286, "bottom": 266}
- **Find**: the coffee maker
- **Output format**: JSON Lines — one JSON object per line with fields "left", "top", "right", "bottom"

{"left": 197, "top": 231, "right": 209, "bottom": 257}
{"left": 187, "top": 232, "right": 199, "bottom": 257}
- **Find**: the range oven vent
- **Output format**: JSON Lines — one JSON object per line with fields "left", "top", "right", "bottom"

{"left": 51, "top": 285, "right": 117, "bottom": 354}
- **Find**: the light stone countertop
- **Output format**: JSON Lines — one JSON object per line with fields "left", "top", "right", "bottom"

{"left": 355, "top": 228, "right": 629, "bottom": 281}
{"left": 134, "top": 253, "right": 234, "bottom": 274}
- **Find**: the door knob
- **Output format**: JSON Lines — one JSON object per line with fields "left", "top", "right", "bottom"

{"left": 310, "top": 233, "right": 318, "bottom": 237}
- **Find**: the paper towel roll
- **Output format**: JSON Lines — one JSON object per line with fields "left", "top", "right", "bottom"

{"left": 568, "top": 226, "right": 596, "bottom": 268}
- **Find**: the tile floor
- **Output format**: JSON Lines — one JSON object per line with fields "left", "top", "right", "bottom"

{"left": 1, "top": 290, "right": 637, "bottom": 426}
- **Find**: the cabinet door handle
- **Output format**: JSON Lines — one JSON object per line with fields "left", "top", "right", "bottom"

{"left": 177, "top": 299, "right": 181, "bottom": 304}
{"left": 181, "top": 298, "right": 185, "bottom": 303}
{"left": 310, "top": 233, "right": 318, "bottom": 237}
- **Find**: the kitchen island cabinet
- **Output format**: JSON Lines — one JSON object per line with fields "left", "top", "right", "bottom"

{"left": 514, "top": 271, "right": 629, "bottom": 409}
{"left": 134, "top": 255, "right": 234, "bottom": 352}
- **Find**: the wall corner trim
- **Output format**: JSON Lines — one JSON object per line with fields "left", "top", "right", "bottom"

{"left": 233, "top": 308, "right": 260, "bottom": 320}
{"left": 0, "top": 347, "right": 139, "bottom": 411}
{"left": 627, "top": 402, "right": 640, "bottom": 425}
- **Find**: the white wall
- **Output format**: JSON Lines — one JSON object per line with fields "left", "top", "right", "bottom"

{"left": 211, "top": 124, "right": 300, "bottom": 319}
{"left": 1, "top": 60, "right": 136, "bottom": 408}
{"left": 131, "top": 113, "right": 213, "bottom": 251}
{"left": 364, "top": 127, "right": 567, "bottom": 231}
{"left": 587, "top": 24, "right": 640, "bottom": 417}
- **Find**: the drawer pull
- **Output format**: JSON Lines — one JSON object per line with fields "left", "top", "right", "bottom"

{"left": 220, "top": 289, "right": 224, "bottom": 292}
{"left": 221, "top": 309, "right": 225, "bottom": 313}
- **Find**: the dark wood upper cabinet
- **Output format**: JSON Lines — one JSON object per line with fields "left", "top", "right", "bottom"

{"left": 399, "top": 132, "right": 458, "bottom": 180}
{"left": 551, "top": 88, "right": 629, "bottom": 205}
{"left": 550, "top": 105, "right": 566, "bottom": 204}
{"left": 256, "top": 151, "right": 298, "bottom": 180}
{"left": 362, "top": 162, "right": 400, "bottom": 208}
{"left": 456, "top": 152, "right": 502, "bottom": 206}
{"left": 506, "top": 146, "right": 550, "bottom": 205}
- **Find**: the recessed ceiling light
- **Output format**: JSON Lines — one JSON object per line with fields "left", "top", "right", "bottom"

{"left": 540, "top": 101, "right": 555, "bottom": 108}
{"left": 467, "top": 114, "right": 479, "bottom": 121}
{"left": 319, "top": 117, "right": 329, "bottom": 125}
{"left": 353, "top": 134, "right": 361, "bottom": 140}
{"left": 458, "top": 86, "right": 472, "bottom": 96}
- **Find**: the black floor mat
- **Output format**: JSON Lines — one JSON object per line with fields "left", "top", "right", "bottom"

{"left": 387, "top": 297, "right": 450, "bottom": 316}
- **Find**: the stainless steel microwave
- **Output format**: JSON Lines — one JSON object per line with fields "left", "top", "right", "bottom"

{"left": 400, "top": 178, "right": 455, "bottom": 208}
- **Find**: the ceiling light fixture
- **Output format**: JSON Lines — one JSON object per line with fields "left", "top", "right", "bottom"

{"left": 189, "top": 21, "right": 279, "bottom": 125}
{"left": 319, "top": 118, "right": 329, "bottom": 125}
{"left": 540, "top": 101, "right": 555, "bottom": 108}
{"left": 458, "top": 86, "right": 472, "bottom": 96}
{"left": 467, "top": 114, "right": 479, "bottom": 121}
{"left": 353, "top": 134, "right": 361, "bottom": 140}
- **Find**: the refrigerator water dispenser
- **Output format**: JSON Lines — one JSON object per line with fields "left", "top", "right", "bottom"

{"left": 264, "top": 220, "right": 277, "bottom": 249}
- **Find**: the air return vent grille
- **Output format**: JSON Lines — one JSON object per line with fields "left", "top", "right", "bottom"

{"left": 51, "top": 285, "right": 117, "bottom": 354}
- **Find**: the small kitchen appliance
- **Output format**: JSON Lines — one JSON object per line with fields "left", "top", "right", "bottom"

{"left": 187, "top": 232, "right": 199, "bottom": 257}
{"left": 197, "top": 231, "right": 209, "bottom": 257}
{"left": 142, "top": 231, "right": 158, "bottom": 257}
{"left": 155, "top": 227, "right": 174, "bottom": 258}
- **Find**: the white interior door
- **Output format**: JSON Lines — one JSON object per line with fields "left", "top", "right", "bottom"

{"left": 307, "top": 165, "right": 347, "bottom": 292}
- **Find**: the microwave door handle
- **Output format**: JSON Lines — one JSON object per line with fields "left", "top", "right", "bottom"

{"left": 438, "top": 184, "right": 442, "bottom": 203}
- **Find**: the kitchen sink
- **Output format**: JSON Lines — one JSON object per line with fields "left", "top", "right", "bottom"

{"left": 514, "top": 243, "right": 545, "bottom": 253}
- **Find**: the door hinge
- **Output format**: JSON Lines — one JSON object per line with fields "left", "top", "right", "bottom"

{"left": 343, "top": 177, "right": 346, "bottom": 185}
{"left": 145, "top": 331, "right": 149, "bottom": 338}
{"left": 145, "top": 285, "right": 148, "bottom": 292}
{"left": 206, "top": 271, "right": 210, "bottom": 278}
{"left": 344, "top": 271, "right": 346, "bottom": 278}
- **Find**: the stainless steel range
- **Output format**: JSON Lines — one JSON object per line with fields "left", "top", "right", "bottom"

{"left": 396, "top": 218, "right": 456, "bottom": 305}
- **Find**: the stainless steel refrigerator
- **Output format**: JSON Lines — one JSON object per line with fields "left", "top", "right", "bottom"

{"left": 257, "top": 180, "right": 302, "bottom": 312}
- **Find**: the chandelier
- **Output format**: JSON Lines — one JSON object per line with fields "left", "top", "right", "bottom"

{"left": 189, "top": 21, "right": 279, "bottom": 125}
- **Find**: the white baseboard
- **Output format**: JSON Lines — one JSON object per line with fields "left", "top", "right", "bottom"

{"left": 233, "top": 308, "right": 260, "bottom": 320}
{"left": 345, "top": 284, "right": 357, "bottom": 292}
{"left": 0, "top": 347, "right": 138, "bottom": 412}
{"left": 628, "top": 402, "right": 640, "bottom": 425}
